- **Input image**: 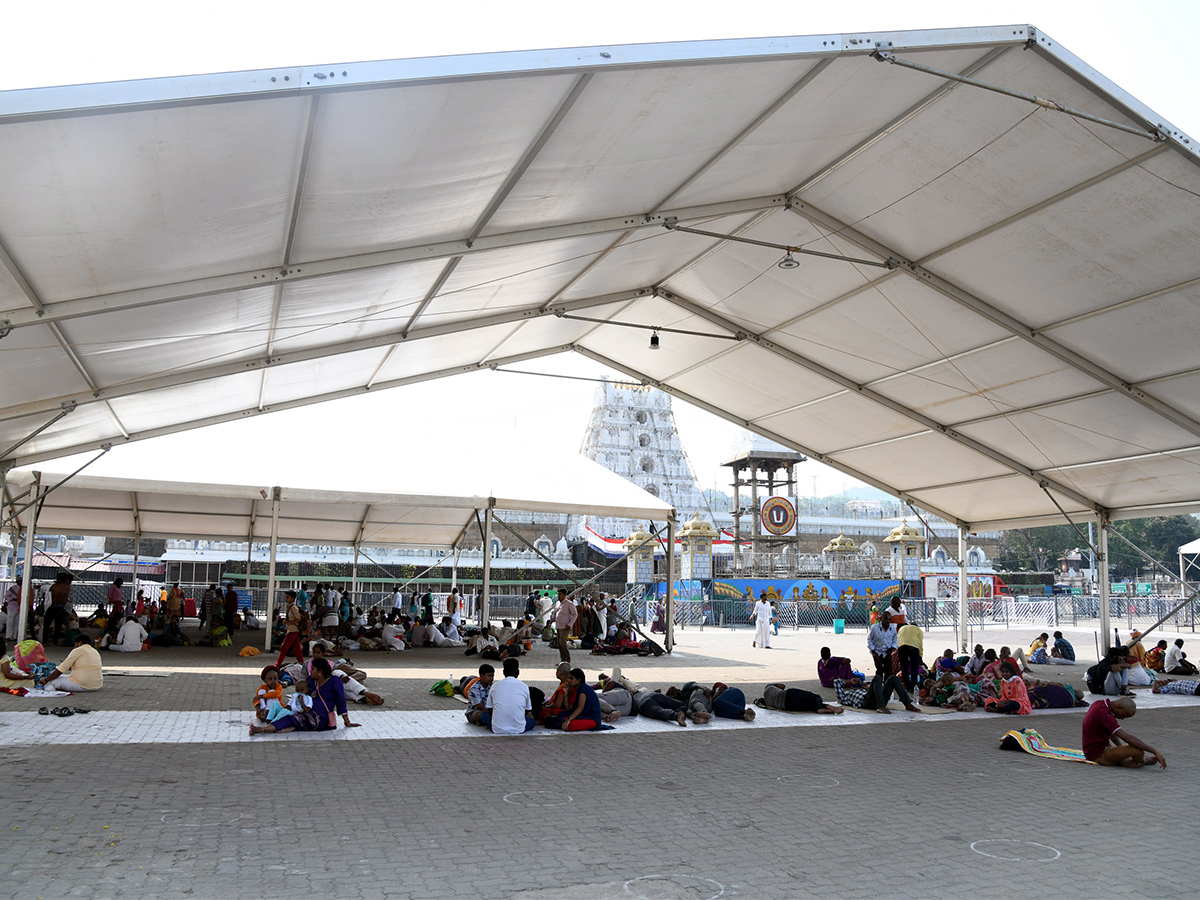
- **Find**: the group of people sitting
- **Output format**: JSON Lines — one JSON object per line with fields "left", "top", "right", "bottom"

{"left": 0, "top": 634, "right": 104, "bottom": 694}
{"left": 249, "top": 643, "right": 385, "bottom": 736}
{"left": 456, "top": 660, "right": 759, "bottom": 734}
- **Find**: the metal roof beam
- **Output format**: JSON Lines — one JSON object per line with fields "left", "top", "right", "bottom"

{"left": 787, "top": 199, "right": 1200, "bottom": 442}
{"left": 790, "top": 45, "right": 1011, "bottom": 195}
{"left": 0, "top": 290, "right": 648, "bottom": 424}
{"left": 6, "top": 346, "right": 573, "bottom": 470}
{"left": 571, "top": 343, "right": 967, "bottom": 527}
{"left": 0, "top": 195, "right": 783, "bottom": 332}
{"left": 654, "top": 286, "right": 1103, "bottom": 514}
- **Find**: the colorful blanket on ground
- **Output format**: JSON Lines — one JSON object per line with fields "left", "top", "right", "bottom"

{"left": 999, "top": 728, "right": 1095, "bottom": 764}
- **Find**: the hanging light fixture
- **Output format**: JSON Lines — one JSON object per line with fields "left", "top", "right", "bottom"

{"left": 649, "top": 330, "right": 660, "bottom": 350}
{"left": 777, "top": 252, "right": 800, "bottom": 270}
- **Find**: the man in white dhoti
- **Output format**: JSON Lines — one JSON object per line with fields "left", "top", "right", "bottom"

{"left": 108, "top": 615, "right": 148, "bottom": 652}
{"left": 752, "top": 597, "right": 773, "bottom": 649}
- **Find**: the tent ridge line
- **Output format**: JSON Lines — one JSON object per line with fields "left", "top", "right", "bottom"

{"left": 786, "top": 200, "right": 1200, "bottom": 442}
{"left": 572, "top": 343, "right": 968, "bottom": 528}
{"left": 654, "top": 286, "right": 1102, "bottom": 515}
{"left": 0, "top": 27, "right": 1038, "bottom": 123}
{"left": 0, "top": 196, "right": 784, "bottom": 332}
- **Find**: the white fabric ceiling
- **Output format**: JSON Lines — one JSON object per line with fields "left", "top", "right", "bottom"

{"left": 4, "top": 453, "right": 673, "bottom": 547}
{"left": 1, "top": 25, "right": 1198, "bottom": 532}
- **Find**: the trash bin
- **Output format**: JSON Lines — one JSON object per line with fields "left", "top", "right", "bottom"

{"left": 833, "top": 619, "right": 845, "bottom": 634}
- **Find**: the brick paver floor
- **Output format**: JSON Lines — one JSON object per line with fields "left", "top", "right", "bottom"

{"left": 5, "top": 623, "right": 1197, "bottom": 899}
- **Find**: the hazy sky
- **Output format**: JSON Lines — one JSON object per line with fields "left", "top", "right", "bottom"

{"left": 12, "top": 1, "right": 1199, "bottom": 498}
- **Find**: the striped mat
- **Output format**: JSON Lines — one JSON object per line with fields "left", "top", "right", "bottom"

{"left": 999, "top": 727, "right": 1096, "bottom": 764}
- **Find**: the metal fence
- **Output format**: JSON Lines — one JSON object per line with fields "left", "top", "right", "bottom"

{"left": 5, "top": 580, "right": 1195, "bottom": 635}
{"left": 659, "top": 594, "right": 1198, "bottom": 633}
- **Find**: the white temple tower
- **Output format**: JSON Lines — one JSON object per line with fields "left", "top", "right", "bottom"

{"left": 575, "top": 381, "right": 710, "bottom": 537}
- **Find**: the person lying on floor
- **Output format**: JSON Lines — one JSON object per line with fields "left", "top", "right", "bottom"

{"left": 665, "top": 682, "right": 715, "bottom": 723}
{"left": 1152, "top": 678, "right": 1200, "bottom": 695}
{"left": 307, "top": 644, "right": 382, "bottom": 706}
{"left": 755, "top": 683, "right": 843, "bottom": 714}
{"left": 833, "top": 673, "right": 920, "bottom": 714}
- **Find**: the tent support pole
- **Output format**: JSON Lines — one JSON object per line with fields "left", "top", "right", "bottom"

{"left": 958, "top": 526, "right": 968, "bottom": 652}
{"left": 263, "top": 487, "right": 280, "bottom": 651}
{"left": 130, "top": 490, "right": 140, "bottom": 611}
{"left": 244, "top": 511, "right": 255, "bottom": 590}
{"left": 17, "top": 473, "right": 42, "bottom": 642}
{"left": 1098, "top": 517, "right": 1111, "bottom": 654}
{"left": 481, "top": 502, "right": 494, "bottom": 629}
{"left": 665, "top": 513, "right": 677, "bottom": 652}
{"left": 352, "top": 544, "right": 359, "bottom": 601}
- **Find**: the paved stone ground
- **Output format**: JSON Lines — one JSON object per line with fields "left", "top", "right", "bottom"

{"left": 5, "top": 623, "right": 1198, "bottom": 899}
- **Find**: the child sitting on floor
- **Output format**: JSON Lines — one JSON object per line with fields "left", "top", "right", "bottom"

{"left": 254, "top": 665, "right": 285, "bottom": 722}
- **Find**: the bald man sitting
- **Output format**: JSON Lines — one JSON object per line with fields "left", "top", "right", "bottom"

{"left": 1082, "top": 696, "right": 1166, "bottom": 768}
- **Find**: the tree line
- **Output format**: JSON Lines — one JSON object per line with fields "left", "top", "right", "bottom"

{"left": 997, "top": 515, "right": 1200, "bottom": 579}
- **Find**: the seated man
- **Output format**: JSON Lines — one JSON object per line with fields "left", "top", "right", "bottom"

{"left": 428, "top": 618, "right": 465, "bottom": 648}
{"left": 816, "top": 647, "right": 853, "bottom": 687}
{"left": 755, "top": 683, "right": 842, "bottom": 715}
{"left": 485, "top": 657, "right": 536, "bottom": 734}
{"left": 1146, "top": 640, "right": 1169, "bottom": 672}
{"left": 37, "top": 634, "right": 103, "bottom": 693}
{"left": 108, "top": 615, "right": 148, "bottom": 652}
{"left": 1165, "top": 639, "right": 1199, "bottom": 675}
{"left": 381, "top": 616, "right": 406, "bottom": 652}
{"left": 441, "top": 616, "right": 463, "bottom": 644}
{"left": 465, "top": 663, "right": 495, "bottom": 726}
{"left": 833, "top": 673, "right": 920, "bottom": 714}
{"left": 1052, "top": 631, "right": 1076, "bottom": 661}
{"left": 964, "top": 644, "right": 989, "bottom": 676}
{"left": 1082, "top": 696, "right": 1165, "bottom": 768}
{"left": 1152, "top": 678, "right": 1200, "bottom": 696}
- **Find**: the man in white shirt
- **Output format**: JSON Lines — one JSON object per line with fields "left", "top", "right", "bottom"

{"left": 381, "top": 617, "right": 406, "bottom": 652}
{"left": 867, "top": 609, "right": 898, "bottom": 677}
{"left": 108, "top": 615, "right": 148, "bottom": 652}
{"left": 752, "top": 595, "right": 772, "bottom": 649}
{"left": 965, "top": 644, "right": 989, "bottom": 676}
{"left": 485, "top": 657, "right": 535, "bottom": 734}
{"left": 1166, "top": 639, "right": 1199, "bottom": 675}
{"left": 392, "top": 586, "right": 404, "bottom": 615}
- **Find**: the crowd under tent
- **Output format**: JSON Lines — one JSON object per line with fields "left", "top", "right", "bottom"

{"left": 4, "top": 455, "right": 674, "bottom": 648}
{"left": 1, "top": 25, "right": 1199, "bottom": 651}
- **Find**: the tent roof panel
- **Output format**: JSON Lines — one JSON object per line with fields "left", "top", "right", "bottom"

{"left": 290, "top": 73, "right": 580, "bottom": 261}
{"left": 0, "top": 98, "right": 308, "bottom": 301}
{"left": 2, "top": 25, "right": 1197, "bottom": 531}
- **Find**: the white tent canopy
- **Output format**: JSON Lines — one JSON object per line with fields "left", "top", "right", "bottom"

{"left": 5, "top": 454, "right": 674, "bottom": 644}
{"left": 4, "top": 453, "right": 673, "bottom": 547}
{"left": 1, "top": 24, "right": 1199, "bottom": 533}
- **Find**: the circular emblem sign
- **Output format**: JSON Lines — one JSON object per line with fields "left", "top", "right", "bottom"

{"left": 760, "top": 497, "right": 796, "bottom": 535}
